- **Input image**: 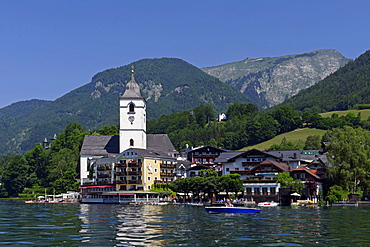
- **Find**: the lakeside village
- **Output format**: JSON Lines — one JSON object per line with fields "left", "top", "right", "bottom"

{"left": 28, "top": 69, "right": 361, "bottom": 207}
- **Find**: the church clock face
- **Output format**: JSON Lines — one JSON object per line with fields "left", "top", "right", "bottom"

{"left": 128, "top": 116, "right": 135, "bottom": 124}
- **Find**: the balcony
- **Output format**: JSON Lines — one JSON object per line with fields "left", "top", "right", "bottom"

{"left": 160, "top": 163, "right": 176, "bottom": 168}
{"left": 127, "top": 171, "right": 142, "bottom": 176}
{"left": 115, "top": 163, "right": 127, "bottom": 168}
{"left": 243, "top": 179, "right": 277, "bottom": 183}
{"left": 128, "top": 162, "right": 142, "bottom": 167}
{"left": 154, "top": 180, "right": 172, "bottom": 184}
{"left": 128, "top": 180, "right": 142, "bottom": 184}
{"left": 97, "top": 166, "right": 110, "bottom": 171}
{"left": 115, "top": 171, "right": 126, "bottom": 176}
{"left": 116, "top": 180, "right": 127, "bottom": 184}
{"left": 242, "top": 161, "right": 261, "bottom": 166}
{"left": 192, "top": 154, "right": 218, "bottom": 158}
{"left": 96, "top": 179, "right": 113, "bottom": 185}
{"left": 97, "top": 173, "right": 111, "bottom": 178}
{"left": 160, "top": 172, "right": 176, "bottom": 177}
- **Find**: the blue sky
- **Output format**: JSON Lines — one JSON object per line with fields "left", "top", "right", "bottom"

{"left": 0, "top": 1, "right": 369, "bottom": 108}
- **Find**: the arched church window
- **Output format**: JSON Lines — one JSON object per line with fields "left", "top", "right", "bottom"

{"left": 129, "top": 103, "right": 135, "bottom": 113}
{"left": 130, "top": 139, "right": 134, "bottom": 146}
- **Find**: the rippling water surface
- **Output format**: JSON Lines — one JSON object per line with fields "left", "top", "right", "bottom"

{"left": 1, "top": 201, "right": 370, "bottom": 246}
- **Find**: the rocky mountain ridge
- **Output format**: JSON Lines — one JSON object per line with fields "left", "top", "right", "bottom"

{"left": 202, "top": 49, "right": 351, "bottom": 108}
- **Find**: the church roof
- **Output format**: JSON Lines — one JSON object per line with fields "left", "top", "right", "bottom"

{"left": 120, "top": 69, "right": 144, "bottom": 99}
{"left": 147, "top": 134, "right": 176, "bottom": 153}
{"left": 80, "top": 135, "right": 119, "bottom": 158}
{"left": 80, "top": 134, "right": 177, "bottom": 158}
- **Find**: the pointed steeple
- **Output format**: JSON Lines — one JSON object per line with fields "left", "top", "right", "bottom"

{"left": 120, "top": 66, "right": 143, "bottom": 99}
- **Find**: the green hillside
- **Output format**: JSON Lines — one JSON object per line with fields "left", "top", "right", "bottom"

{"left": 320, "top": 109, "right": 370, "bottom": 120}
{"left": 240, "top": 128, "right": 326, "bottom": 151}
{"left": 0, "top": 58, "right": 253, "bottom": 154}
{"left": 282, "top": 50, "right": 370, "bottom": 112}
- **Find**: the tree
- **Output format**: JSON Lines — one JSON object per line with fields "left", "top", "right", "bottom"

{"left": 25, "top": 143, "right": 50, "bottom": 187}
{"left": 276, "top": 172, "right": 294, "bottom": 188}
{"left": 199, "top": 169, "right": 218, "bottom": 177}
{"left": 1, "top": 155, "right": 36, "bottom": 197}
{"left": 50, "top": 168, "right": 79, "bottom": 194}
{"left": 304, "top": 135, "right": 321, "bottom": 150}
{"left": 270, "top": 105, "right": 302, "bottom": 134}
{"left": 326, "top": 126, "right": 370, "bottom": 196}
{"left": 226, "top": 103, "right": 259, "bottom": 121}
{"left": 276, "top": 172, "right": 303, "bottom": 193}
{"left": 326, "top": 185, "right": 349, "bottom": 203}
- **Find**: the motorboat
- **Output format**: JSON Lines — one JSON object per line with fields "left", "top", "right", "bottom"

{"left": 257, "top": 201, "right": 279, "bottom": 207}
{"left": 204, "top": 206, "right": 260, "bottom": 214}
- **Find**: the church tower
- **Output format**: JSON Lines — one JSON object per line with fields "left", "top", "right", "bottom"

{"left": 119, "top": 67, "right": 146, "bottom": 152}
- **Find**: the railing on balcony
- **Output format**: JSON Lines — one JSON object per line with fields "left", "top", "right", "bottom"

{"left": 115, "top": 171, "right": 126, "bottom": 176}
{"left": 243, "top": 179, "right": 277, "bottom": 183}
{"left": 127, "top": 171, "right": 142, "bottom": 176}
{"left": 115, "top": 163, "right": 126, "bottom": 168}
{"left": 241, "top": 161, "right": 261, "bottom": 166}
{"left": 97, "top": 166, "right": 110, "bottom": 171}
{"left": 115, "top": 162, "right": 142, "bottom": 168}
{"left": 154, "top": 180, "right": 172, "bottom": 184}
{"left": 96, "top": 179, "right": 113, "bottom": 185}
{"left": 97, "top": 173, "right": 111, "bottom": 178}
{"left": 160, "top": 172, "right": 177, "bottom": 177}
{"left": 128, "top": 180, "right": 142, "bottom": 184}
{"left": 192, "top": 154, "right": 218, "bottom": 158}
{"left": 128, "top": 162, "right": 142, "bottom": 167}
{"left": 160, "top": 163, "right": 176, "bottom": 168}
{"left": 116, "top": 180, "right": 127, "bottom": 184}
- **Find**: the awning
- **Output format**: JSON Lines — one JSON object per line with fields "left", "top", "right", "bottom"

{"left": 119, "top": 193, "right": 135, "bottom": 196}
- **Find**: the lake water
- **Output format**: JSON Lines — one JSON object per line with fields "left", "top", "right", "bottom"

{"left": 1, "top": 202, "right": 370, "bottom": 246}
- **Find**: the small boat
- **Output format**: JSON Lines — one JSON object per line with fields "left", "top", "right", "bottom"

{"left": 149, "top": 201, "right": 169, "bottom": 205}
{"left": 204, "top": 206, "right": 260, "bottom": 214}
{"left": 257, "top": 201, "right": 279, "bottom": 207}
{"left": 184, "top": 202, "right": 204, "bottom": 206}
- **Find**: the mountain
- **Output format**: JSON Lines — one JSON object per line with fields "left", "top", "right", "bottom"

{"left": 0, "top": 99, "right": 51, "bottom": 118}
{"left": 0, "top": 58, "right": 253, "bottom": 154}
{"left": 281, "top": 50, "right": 370, "bottom": 112}
{"left": 202, "top": 49, "right": 350, "bottom": 108}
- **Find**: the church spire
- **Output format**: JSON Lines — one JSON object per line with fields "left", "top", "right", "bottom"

{"left": 120, "top": 66, "right": 143, "bottom": 99}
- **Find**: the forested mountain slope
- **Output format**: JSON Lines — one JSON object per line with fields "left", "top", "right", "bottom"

{"left": 282, "top": 50, "right": 370, "bottom": 112}
{"left": 0, "top": 58, "right": 252, "bottom": 154}
{"left": 202, "top": 49, "right": 350, "bottom": 108}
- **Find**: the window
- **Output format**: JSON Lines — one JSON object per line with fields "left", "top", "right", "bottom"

{"left": 130, "top": 139, "right": 134, "bottom": 146}
{"left": 148, "top": 177, "right": 151, "bottom": 181}
{"left": 254, "top": 188, "right": 260, "bottom": 195}
{"left": 226, "top": 168, "right": 230, "bottom": 172}
{"left": 235, "top": 168, "right": 239, "bottom": 171}
{"left": 129, "top": 103, "right": 135, "bottom": 112}
{"left": 270, "top": 187, "right": 276, "bottom": 195}
{"left": 148, "top": 185, "right": 151, "bottom": 190}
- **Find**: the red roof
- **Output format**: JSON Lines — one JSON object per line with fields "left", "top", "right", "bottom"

{"left": 292, "top": 167, "right": 320, "bottom": 179}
